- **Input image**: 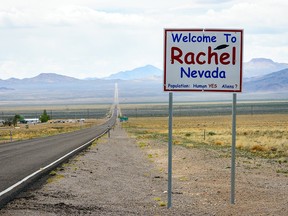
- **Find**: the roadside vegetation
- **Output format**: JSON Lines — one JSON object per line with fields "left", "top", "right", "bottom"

{"left": 123, "top": 114, "right": 288, "bottom": 159}
{"left": 0, "top": 119, "right": 105, "bottom": 143}
{"left": 0, "top": 104, "right": 111, "bottom": 143}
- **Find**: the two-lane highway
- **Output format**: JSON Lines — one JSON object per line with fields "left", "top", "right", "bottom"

{"left": 0, "top": 108, "right": 117, "bottom": 208}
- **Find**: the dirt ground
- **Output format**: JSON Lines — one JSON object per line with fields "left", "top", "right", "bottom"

{"left": 1, "top": 121, "right": 287, "bottom": 215}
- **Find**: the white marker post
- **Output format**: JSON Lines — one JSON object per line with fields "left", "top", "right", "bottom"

{"left": 164, "top": 28, "right": 243, "bottom": 207}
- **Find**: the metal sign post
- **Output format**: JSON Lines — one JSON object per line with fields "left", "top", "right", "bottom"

{"left": 168, "top": 92, "right": 173, "bottom": 208}
{"left": 231, "top": 93, "right": 237, "bottom": 204}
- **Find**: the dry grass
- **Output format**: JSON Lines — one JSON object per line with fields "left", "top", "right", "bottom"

{"left": 0, "top": 119, "right": 105, "bottom": 144}
{"left": 123, "top": 114, "right": 288, "bottom": 158}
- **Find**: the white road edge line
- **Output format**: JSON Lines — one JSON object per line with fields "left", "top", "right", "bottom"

{"left": 0, "top": 129, "right": 108, "bottom": 198}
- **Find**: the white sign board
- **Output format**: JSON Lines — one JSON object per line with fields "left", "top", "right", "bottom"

{"left": 164, "top": 29, "right": 243, "bottom": 92}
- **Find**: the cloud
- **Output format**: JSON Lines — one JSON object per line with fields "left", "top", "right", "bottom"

{"left": 44, "top": 5, "right": 150, "bottom": 27}
{"left": 0, "top": 8, "right": 35, "bottom": 28}
{"left": 0, "top": 60, "right": 35, "bottom": 79}
{"left": 197, "top": 1, "right": 287, "bottom": 34}
{"left": 0, "top": 0, "right": 287, "bottom": 79}
{"left": 0, "top": 4, "right": 152, "bottom": 29}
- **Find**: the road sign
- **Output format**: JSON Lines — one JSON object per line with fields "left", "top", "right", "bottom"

{"left": 164, "top": 29, "right": 243, "bottom": 92}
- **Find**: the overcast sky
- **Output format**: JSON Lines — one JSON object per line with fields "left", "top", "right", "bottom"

{"left": 0, "top": 0, "right": 287, "bottom": 79}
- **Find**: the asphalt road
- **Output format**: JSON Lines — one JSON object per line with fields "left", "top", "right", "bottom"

{"left": 0, "top": 109, "right": 117, "bottom": 208}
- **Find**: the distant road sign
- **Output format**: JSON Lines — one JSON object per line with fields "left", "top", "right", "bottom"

{"left": 164, "top": 29, "right": 243, "bottom": 92}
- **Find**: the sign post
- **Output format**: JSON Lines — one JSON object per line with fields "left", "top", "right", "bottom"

{"left": 231, "top": 93, "right": 237, "bottom": 204}
{"left": 168, "top": 92, "right": 173, "bottom": 208}
{"left": 164, "top": 28, "right": 243, "bottom": 207}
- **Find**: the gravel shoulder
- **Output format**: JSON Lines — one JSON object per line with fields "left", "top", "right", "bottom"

{"left": 1, "top": 121, "right": 287, "bottom": 215}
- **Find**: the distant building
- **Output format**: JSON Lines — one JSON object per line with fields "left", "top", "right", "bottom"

{"left": 23, "top": 118, "right": 40, "bottom": 124}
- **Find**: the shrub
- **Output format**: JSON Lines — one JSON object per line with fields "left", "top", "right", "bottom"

{"left": 214, "top": 140, "right": 224, "bottom": 145}
{"left": 251, "top": 144, "right": 268, "bottom": 152}
{"left": 208, "top": 131, "right": 216, "bottom": 136}
{"left": 185, "top": 133, "right": 192, "bottom": 137}
{"left": 39, "top": 109, "right": 50, "bottom": 123}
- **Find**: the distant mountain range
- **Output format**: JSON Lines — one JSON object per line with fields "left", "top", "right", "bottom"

{"left": 0, "top": 58, "right": 287, "bottom": 104}
{"left": 106, "top": 65, "right": 162, "bottom": 80}
{"left": 89, "top": 58, "right": 288, "bottom": 80}
{"left": 2, "top": 73, "right": 81, "bottom": 84}
{"left": 244, "top": 58, "right": 288, "bottom": 78}
{"left": 244, "top": 68, "right": 288, "bottom": 92}
{"left": 0, "top": 87, "right": 14, "bottom": 91}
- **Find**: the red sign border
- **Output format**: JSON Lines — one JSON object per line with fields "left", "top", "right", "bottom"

{"left": 164, "top": 28, "right": 243, "bottom": 93}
